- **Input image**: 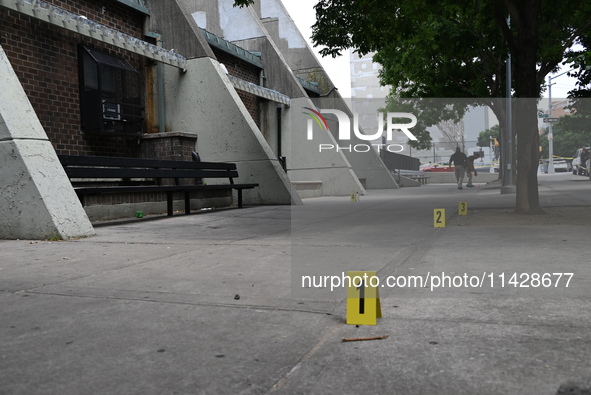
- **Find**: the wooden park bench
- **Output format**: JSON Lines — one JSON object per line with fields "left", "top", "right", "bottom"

{"left": 58, "top": 155, "right": 259, "bottom": 216}
{"left": 397, "top": 170, "right": 430, "bottom": 185}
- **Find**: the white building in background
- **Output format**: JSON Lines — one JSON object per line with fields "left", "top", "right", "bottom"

{"left": 349, "top": 50, "right": 389, "bottom": 140}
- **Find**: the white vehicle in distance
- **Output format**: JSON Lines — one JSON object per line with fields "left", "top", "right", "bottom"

{"left": 553, "top": 158, "right": 570, "bottom": 172}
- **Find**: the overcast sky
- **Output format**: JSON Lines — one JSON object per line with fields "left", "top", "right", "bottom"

{"left": 281, "top": 0, "right": 578, "bottom": 100}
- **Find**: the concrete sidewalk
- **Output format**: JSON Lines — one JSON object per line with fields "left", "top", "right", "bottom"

{"left": 1, "top": 173, "right": 590, "bottom": 394}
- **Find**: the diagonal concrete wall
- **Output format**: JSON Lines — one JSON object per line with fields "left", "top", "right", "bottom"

{"left": 164, "top": 57, "right": 301, "bottom": 205}
{"left": 147, "top": 0, "right": 301, "bottom": 205}
{"left": 311, "top": 95, "right": 400, "bottom": 190}
{"left": 0, "top": 45, "right": 94, "bottom": 240}
{"left": 288, "top": 97, "right": 365, "bottom": 195}
{"left": 254, "top": 0, "right": 398, "bottom": 190}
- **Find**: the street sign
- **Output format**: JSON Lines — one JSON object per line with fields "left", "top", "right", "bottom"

{"left": 543, "top": 118, "right": 559, "bottom": 123}
{"left": 538, "top": 113, "right": 549, "bottom": 118}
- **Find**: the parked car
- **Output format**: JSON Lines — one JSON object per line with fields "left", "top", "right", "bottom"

{"left": 553, "top": 159, "right": 570, "bottom": 173}
{"left": 572, "top": 147, "right": 590, "bottom": 176}
{"left": 420, "top": 161, "right": 454, "bottom": 172}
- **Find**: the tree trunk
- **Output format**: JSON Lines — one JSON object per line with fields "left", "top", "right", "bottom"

{"left": 510, "top": 0, "right": 543, "bottom": 214}
{"left": 514, "top": 99, "right": 542, "bottom": 213}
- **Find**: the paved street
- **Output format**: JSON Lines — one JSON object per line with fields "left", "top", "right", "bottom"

{"left": 1, "top": 173, "right": 591, "bottom": 394}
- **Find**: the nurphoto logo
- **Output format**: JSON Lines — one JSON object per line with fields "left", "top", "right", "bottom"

{"left": 303, "top": 107, "right": 418, "bottom": 153}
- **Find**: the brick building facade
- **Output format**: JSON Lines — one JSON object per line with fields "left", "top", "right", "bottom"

{"left": 211, "top": 47, "right": 261, "bottom": 127}
{"left": 0, "top": 0, "right": 149, "bottom": 157}
{"left": 0, "top": 0, "right": 266, "bottom": 158}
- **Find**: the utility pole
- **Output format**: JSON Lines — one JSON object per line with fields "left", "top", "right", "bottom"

{"left": 505, "top": 44, "right": 513, "bottom": 186}
{"left": 501, "top": 16, "right": 515, "bottom": 194}
{"left": 546, "top": 70, "right": 569, "bottom": 174}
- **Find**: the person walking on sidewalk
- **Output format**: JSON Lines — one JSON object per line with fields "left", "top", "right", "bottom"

{"left": 581, "top": 146, "right": 589, "bottom": 176}
{"left": 466, "top": 152, "right": 480, "bottom": 187}
{"left": 449, "top": 147, "right": 468, "bottom": 190}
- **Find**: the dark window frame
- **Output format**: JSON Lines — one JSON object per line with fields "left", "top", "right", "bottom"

{"left": 78, "top": 45, "right": 144, "bottom": 136}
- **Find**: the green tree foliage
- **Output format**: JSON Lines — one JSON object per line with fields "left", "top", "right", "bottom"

{"left": 478, "top": 125, "right": 500, "bottom": 148}
{"left": 565, "top": 31, "right": 591, "bottom": 101}
{"left": 562, "top": 31, "right": 591, "bottom": 150}
{"left": 233, "top": 0, "right": 253, "bottom": 6}
{"left": 540, "top": 116, "right": 591, "bottom": 158}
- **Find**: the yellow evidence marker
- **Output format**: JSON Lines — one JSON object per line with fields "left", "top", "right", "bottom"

{"left": 433, "top": 208, "right": 446, "bottom": 227}
{"left": 346, "top": 271, "right": 382, "bottom": 326}
{"left": 458, "top": 201, "right": 468, "bottom": 216}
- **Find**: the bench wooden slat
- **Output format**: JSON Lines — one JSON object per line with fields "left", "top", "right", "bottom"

{"left": 71, "top": 184, "right": 259, "bottom": 194}
{"left": 59, "top": 155, "right": 237, "bottom": 170}
{"left": 63, "top": 167, "right": 238, "bottom": 180}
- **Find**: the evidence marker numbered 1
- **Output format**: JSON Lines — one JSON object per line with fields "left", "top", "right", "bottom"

{"left": 346, "top": 271, "right": 382, "bottom": 326}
